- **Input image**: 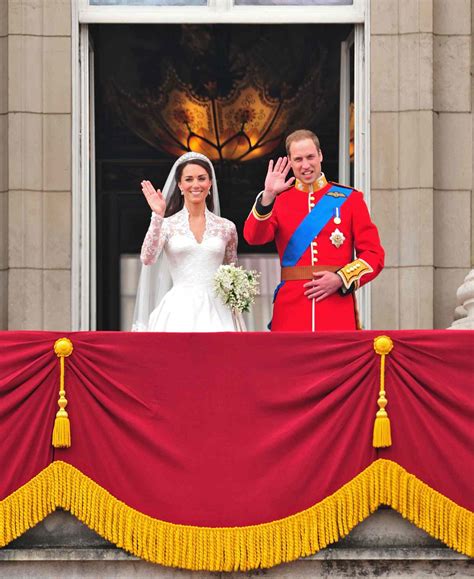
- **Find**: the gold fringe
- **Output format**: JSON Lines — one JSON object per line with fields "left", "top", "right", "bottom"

{"left": 0, "top": 459, "right": 472, "bottom": 569}
{"left": 373, "top": 336, "right": 394, "bottom": 448}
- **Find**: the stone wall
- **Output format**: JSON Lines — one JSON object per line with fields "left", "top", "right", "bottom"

{"left": 370, "top": 0, "right": 435, "bottom": 329}
{"left": 0, "top": 1, "right": 8, "bottom": 329}
{"left": 2, "top": 0, "right": 72, "bottom": 330}
{"left": 370, "top": 0, "right": 473, "bottom": 329}
{"left": 432, "top": 0, "right": 473, "bottom": 328}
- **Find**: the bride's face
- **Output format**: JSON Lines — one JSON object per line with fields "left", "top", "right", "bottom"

{"left": 179, "top": 163, "right": 212, "bottom": 207}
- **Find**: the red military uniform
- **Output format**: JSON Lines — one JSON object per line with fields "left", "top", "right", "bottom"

{"left": 243, "top": 175, "right": 384, "bottom": 331}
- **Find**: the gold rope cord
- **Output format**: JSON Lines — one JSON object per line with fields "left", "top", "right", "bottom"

{"left": 52, "top": 338, "right": 74, "bottom": 448}
{"left": 373, "top": 335, "right": 394, "bottom": 448}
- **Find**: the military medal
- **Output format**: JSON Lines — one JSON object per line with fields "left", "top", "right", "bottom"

{"left": 333, "top": 207, "right": 341, "bottom": 225}
{"left": 330, "top": 228, "right": 345, "bottom": 248}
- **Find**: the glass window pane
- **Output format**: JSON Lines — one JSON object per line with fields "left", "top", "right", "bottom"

{"left": 235, "top": 1, "right": 352, "bottom": 5}
{"left": 90, "top": 0, "right": 206, "bottom": 6}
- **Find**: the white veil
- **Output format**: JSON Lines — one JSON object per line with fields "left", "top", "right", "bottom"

{"left": 131, "top": 152, "right": 220, "bottom": 331}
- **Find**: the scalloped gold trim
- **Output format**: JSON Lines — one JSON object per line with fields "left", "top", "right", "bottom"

{"left": 1, "top": 460, "right": 472, "bottom": 570}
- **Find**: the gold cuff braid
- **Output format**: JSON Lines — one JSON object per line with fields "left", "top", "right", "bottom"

{"left": 251, "top": 204, "right": 273, "bottom": 221}
{"left": 338, "top": 258, "right": 373, "bottom": 290}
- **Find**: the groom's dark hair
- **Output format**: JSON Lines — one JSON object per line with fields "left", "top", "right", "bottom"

{"left": 285, "top": 130, "right": 321, "bottom": 157}
{"left": 165, "top": 159, "right": 215, "bottom": 217}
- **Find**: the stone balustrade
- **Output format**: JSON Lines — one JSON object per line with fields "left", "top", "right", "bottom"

{"left": 449, "top": 269, "right": 474, "bottom": 329}
{"left": 0, "top": 510, "right": 469, "bottom": 578}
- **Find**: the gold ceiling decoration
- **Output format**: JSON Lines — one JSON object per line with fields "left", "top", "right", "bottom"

{"left": 109, "top": 67, "right": 321, "bottom": 162}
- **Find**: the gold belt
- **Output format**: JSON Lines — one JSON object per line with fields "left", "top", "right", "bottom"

{"left": 281, "top": 265, "right": 341, "bottom": 281}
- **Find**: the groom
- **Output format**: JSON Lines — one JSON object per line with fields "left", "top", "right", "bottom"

{"left": 243, "top": 129, "right": 384, "bottom": 331}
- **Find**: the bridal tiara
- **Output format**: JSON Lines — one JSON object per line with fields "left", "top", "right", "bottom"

{"left": 177, "top": 151, "right": 213, "bottom": 167}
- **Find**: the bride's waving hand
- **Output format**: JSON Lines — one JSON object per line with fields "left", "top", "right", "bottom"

{"left": 141, "top": 180, "right": 166, "bottom": 217}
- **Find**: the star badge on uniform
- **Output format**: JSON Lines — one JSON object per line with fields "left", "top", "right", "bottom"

{"left": 330, "top": 228, "right": 346, "bottom": 248}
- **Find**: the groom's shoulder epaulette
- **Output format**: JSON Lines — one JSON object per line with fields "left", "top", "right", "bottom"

{"left": 325, "top": 182, "right": 355, "bottom": 198}
{"left": 329, "top": 181, "right": 354, "bottom": 191}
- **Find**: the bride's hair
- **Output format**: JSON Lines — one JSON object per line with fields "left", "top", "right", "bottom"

{"left": 165, "top": 159, "right": 215, "bottom": 217}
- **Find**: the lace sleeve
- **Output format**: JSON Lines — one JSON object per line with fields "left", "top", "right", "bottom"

{"left": 224, "top": 222, "right": 238, "bottom": 265}
{"left": 140, "top": 213, "right": 168, "bottom": 265}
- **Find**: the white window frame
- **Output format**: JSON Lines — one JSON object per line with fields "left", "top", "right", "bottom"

{"left": 77, "top": 0, "right": 366, "bottom": 24}
{"left": 338, "top": 26, "right": 371, "bottom": 328}
{"left": 71, "top": 0, "right": 371, "bottom": 330}
{"left": 338, "top": 29, "right": 354, "bottom": 186}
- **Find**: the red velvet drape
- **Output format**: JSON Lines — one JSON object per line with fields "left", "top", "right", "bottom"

{"left": 0, "top": 330, "right": 472, "bottom": 527}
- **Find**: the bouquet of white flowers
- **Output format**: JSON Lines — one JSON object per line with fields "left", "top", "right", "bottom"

{"left": 214, "top": 263, "right": 260, "bottom": 314}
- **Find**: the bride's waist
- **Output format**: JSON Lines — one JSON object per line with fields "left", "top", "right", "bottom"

{"left": 170, "top": 280, "right": 214, "bottom": 290}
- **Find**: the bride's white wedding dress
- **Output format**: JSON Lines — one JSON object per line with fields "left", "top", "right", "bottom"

{"left": 140, "top": 206, "right": 238, "bottom": 332}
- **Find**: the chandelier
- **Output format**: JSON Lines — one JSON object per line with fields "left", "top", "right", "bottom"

{"left": 108, "top": 66, "right": 323, "bottom": 162}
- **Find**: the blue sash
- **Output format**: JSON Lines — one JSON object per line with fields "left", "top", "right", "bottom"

{"left": 281, "top": 185, "right": 353, "bottom": 266}
{"left": 272, "top": 184, "right": 353, "bottom": 306}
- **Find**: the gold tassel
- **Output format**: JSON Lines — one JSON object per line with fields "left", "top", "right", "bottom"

{"left": 373, "top": 335, "right": 394, "bottom": 448}
{"left": 52, "top": 338, "right": 74, "bottom": 448}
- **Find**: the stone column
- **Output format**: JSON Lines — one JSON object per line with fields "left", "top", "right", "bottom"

{"left": 433, "top": 0, "right": 472, "bottom": 328}
{"left": 370, "top": 0, "right": 473, "bottom": 329}
{"left": 6, "top": 0, "right": 72, "bottom": 330}
{"left": 0, "top": 3, "right": 8, "bottom": 329}
{"left": 370, "top": 0, "right": 435, "bottom": 329}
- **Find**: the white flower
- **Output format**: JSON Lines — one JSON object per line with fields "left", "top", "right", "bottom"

{"left": 214, "top": 263, "right": 260, "bottom": 314}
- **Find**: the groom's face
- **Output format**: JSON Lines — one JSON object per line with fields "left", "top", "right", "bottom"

{"left": 179, "top": 163, "right": 212, "bottom": 205}
{"left": 288, "top": 139, "right": 323, "bottom": 185}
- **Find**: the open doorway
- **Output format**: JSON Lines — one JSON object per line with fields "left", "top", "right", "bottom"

{"left": 89, "top": 23, "right": 355, "bottom": 330}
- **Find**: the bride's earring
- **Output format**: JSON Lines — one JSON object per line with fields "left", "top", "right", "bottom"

{"left": 179, "top": 189, "right": 184, "bottom": 196}
{"left": 208, "top": 189, "right": 211, "bottom": 196}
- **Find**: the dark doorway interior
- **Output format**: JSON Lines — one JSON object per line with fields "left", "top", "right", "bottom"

{"left": 91, "top": 23, "right": 353, "bottom": 329}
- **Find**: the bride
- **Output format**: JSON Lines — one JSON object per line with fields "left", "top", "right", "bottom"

{"left": 132, "top": 152, "right": 241, "bottom": 332}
